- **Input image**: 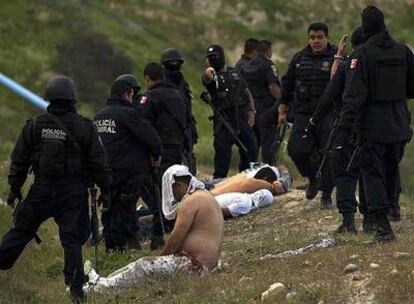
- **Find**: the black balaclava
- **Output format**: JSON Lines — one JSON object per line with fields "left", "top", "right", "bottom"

{"left": 163, "top": 60, "right": 183, "bottom": 85}
{"left": 361, "top": 5, "right": 386, "bottom": 37}
{"left": 208, "top": 54, "right": 225, "bottom": 70}
{"left": 164, "top": 60, "right": 182, "bottom": 72}
{"left": 351, "top": 26, "right": 367, "bottom": 48}
{"left": 206, "top": 44, "right": 226, "bottom": 70}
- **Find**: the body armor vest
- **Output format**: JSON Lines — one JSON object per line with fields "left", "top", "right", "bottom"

{"left": 242, "top": 58, "right": 272, "bottom": 100}
{"left": 214, "top": 68, "right": 248, "bottom": 110}
{"left": 295, "top": 56, "right": 333, "bottom": 107}
{"left": 363, "top": 43, "right": 407, "bottom": 104}
{"left": 32, "top": 113, "right": 85, "bottom": 182}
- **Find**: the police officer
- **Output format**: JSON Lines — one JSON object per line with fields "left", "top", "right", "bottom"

{"left": 310, "top": 27, "right": 366, "bottom": 233}
{"left": 202, "top": 44, "right": 258, "bottom": 178}
{"left": 278, "top": 23, "right": 337, "bottom": 209}
{"left": 0, "top": 76, "right": 112, "bottom": 302}
{"left": 141, "top": 63, "right": 187, "bottom": 175}
{"left": 160, "top": 48, "right": 198, "bottom": 175}
{"left": 242, "top": 40, "right": 282, "bottom": 164}
{"left": 94, "top": 75, "right": 163, "bottom": 251}
{"left": 141, "top": 63, "right": 188, "bottom": 236}
{"left": 338, "top": 6, "right": 414, "bottom": 242}
{"left": 235, "top": 38, "right": 259, "bottom": 72}
{"left": 115, "top": 74, "right": 142, "bottom": 108}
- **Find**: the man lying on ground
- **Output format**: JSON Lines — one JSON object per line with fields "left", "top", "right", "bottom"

{"left": 83, "top": 165, "right": 224, "bottom": 293}
{"left": 215, "top": 189, "right": 274, "bottom": 218}
{"left": 208, "top": 163, "right": 292, "bottom": 196}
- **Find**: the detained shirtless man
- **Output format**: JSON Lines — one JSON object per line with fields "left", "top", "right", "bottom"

{"left": 210, "top": 164, "right": 292, "bottom": 196}
{"left": 83, "top": 165, "right": 224, "bottom": 293}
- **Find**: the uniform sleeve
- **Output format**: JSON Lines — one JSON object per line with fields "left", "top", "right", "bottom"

{"left": 122, "top": 110, "right": 162, "bottom": 158}
{"left": 313, "top": 62, "right": 346, "bottom": 124}
{"left": 280, "top": 54, "right": 298, "bottom": 106}
{"left": 85, "top": 123, "right": 112, "bottom": 187}
{"left": 266, "top": 63, "right": 281, "bottom": 86}
{"left": 8, "top": 121, "right": 35, "bottom": 190}
{"left": 405, "top": 46, "right": 414, "bottom": 98}
{"left": 339, "top": 51, "right": 367, "bottom": 131}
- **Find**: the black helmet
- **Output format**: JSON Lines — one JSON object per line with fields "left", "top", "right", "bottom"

{"left": 161, "top": 48, "right": 184, "bottom": 64}
{"left": 115, "top": 74, "right": 141, "bottom": 93}
{"left": 205, "top": 44, "right": 224, "bottom": 58}
{"left": 44, "top": 75, "right": 77, "bottom": 102}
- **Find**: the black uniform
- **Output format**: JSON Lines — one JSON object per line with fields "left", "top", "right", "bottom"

{"left": 312, "top": 61, "right": 362, "bottom": 216}
{"left": 235, "top": 54, "right": 250, "bottom": 72}
{"left": 94, "top": 97, "right": 162, "bottom": 250}
{"left": 203, "top": 67, "right": 258, "bottom": 178}
{"left": 142, "top": 81, "right": 187, "bottom": 174}
{"left": 164, "top": 69, "right": 198, "bottom": 175}
{"left": 242, "top": 54, "right": 281, "bottom": 163}
{"left": 0, "top": 101, "right": 111, "bottom": 291}
{"left": 281, "top": 44, "right": 336, "bottom": 197}
{"left": 339, "top": 31, "right": 414, "bottom": 236}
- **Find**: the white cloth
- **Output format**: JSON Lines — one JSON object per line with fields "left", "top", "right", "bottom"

{"left": 215, "top": 189, "right": 274, "bottom": 217}
{"left": 245, "top": 163, "right": 281, "bottom": 179}
{"left": 162, "top": 165, "right": 205, "bottom": 220}
{"left": 83, "top": 255, "right": 208, "bottom": 294}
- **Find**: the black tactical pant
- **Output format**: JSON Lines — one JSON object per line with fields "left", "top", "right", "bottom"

{"left": 102, "top": 174, "right": 154, "bottom": 251}
{"left": 0, "top": 183, "right": 90, "bottom": 289}
{"left": 254, "top": 104, "right": 278, "bottom": 164}
{"left": 331, "top": 143, "right": 359, "bottom": 214}
{"left": 357, "top": 141, "right": 405, "bottom": 216}
{"left": 287, "top": 113, "right": 335, "bottom": 194}
{"left": 213, "top": 118, "right": 258, "bottom": 178}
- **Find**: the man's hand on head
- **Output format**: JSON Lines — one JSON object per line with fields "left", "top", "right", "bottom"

{"left": 271, "top": 181, "right": 285, "bottom": 194}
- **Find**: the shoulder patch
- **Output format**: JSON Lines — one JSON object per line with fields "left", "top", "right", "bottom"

{"left": 350, "top": 59, "right": 358, "bottom": 69}
{"left": 140, "top": 96, "right": 148, "bottom": 105}
{"left": 271, "top": 64, "right": 279, "bottom": 77}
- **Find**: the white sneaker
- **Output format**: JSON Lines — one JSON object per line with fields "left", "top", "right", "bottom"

{"left": 84, "top": 260, "right": 100, "bottom": 284}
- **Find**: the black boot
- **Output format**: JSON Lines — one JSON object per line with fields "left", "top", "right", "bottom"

{"left": 362, "top": 215, "right": 376, "bottom": 234}
{"left": 373, "top": 213, "right": 395, "bottom": 243}
{"left": 150, "top": 236, "right": 165, "bottom": 250}
{"left": 320, "top": 194, "right": 334, "bottom": 210}
{"left": 69, "top": 287, "right": 86, "bottom": 304}
{"left": 306, "top": 177, "right": 319, "bottom": 200}
{"left": 126, "top": 236, "right": 142, "bottom": 250}
{"left": 388, "top": 207, "right": 401, "bottom": 222}
{"left": 335, "top": 213, "right": 357, "bottom": 234}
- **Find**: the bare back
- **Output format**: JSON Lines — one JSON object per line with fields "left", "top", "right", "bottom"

{"left": 169, "top": 189, "right": 224, "bottom": 270}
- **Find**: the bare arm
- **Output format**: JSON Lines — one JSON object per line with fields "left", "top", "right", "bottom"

{"left": 211, "top": 178, "right": 277, "bottom": 195}
{"left": 161, "top": 198, "right": 197, "bottom": 255}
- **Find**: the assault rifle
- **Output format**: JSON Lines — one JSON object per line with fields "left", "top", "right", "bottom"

{"left": 89, "top": 187, "right": 99, "bottom": 271}
{"left": 269, "top": 122, "right": 288, "bottom": 166}
{"left": 316, "top": 117, "right": 339, "bottom": 178}
{"left": 149, "top": 167, "right": 166, "bottom": 235}
{"left": 200, "top": 91, "right": 247, "bottom": 153}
